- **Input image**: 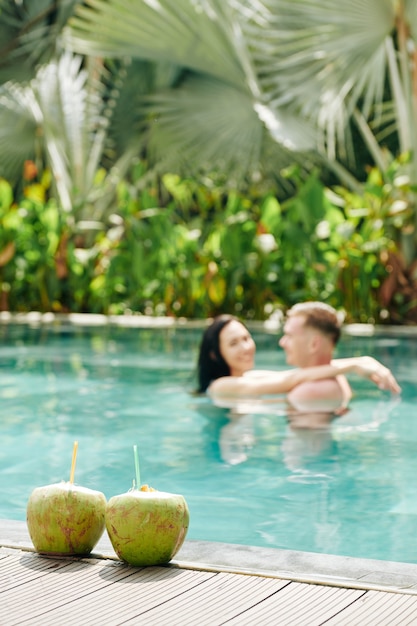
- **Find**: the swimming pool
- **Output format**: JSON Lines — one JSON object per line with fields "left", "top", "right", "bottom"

{"left": 1, "top": 319, "right": 416, "bottom": 564}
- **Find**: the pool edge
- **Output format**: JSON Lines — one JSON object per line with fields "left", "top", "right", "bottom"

{"left": 0, "top": 310, "right": 417, "bottom": 337}
{"left": 2, "top": 518, "right": 417, "bottom": 596}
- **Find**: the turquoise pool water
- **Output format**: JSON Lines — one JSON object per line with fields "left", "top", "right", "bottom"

{"left": 1, "top": 321, "right": 416, "bottom": 563}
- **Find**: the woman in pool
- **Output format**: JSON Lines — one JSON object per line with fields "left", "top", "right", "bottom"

{"left": 196, "top": 309, "right": 400, "bottom": 411}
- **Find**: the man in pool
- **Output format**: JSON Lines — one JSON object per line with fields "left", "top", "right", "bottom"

{"left": 279, "top": 301, "right": 353, "bottom": 413}
{"left": 198, "top": 302, "right": 400, "bottom": 413}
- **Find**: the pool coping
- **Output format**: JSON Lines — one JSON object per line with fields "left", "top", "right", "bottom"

{"left": 0, "top": 310, "right": 417, "bottom": 337}
{"left": 2, "top": 518, "right": 417, "bottom": 596}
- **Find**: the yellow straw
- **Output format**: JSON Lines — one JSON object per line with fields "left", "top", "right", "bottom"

{"left": 133, "top": 445, "right": 141, "bottom": 489}
{"left": 69, "top": 441, "right": 78, "bottom": 483}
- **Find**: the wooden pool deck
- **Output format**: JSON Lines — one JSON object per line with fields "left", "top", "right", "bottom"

{"left": 3, "top": 520, "right": 417, "bottom": 624}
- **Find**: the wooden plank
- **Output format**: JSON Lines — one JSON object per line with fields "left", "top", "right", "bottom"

{"left": 0, "top": 552, "right": 70, "bottom": 591}
{"left": 325, "top": 589, "right": 417, "bottom": 625}
{"left": 136, "top": 571, "right": 290, "bottom": 625}
{"left": 0, "top": 555, "right": 216, "bottom": 625}
{"left": 0, "top": 555, "right": 139, "bottom": 624}
{"left": 40, "top": 567, "right": 218, "bottom": 625}
{"left": 225, "top": 580, "right": 366, "bottom": 625}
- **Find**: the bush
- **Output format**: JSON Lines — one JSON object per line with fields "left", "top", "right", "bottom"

{"left": 0, "top": 163, "right": 406, "bottom": 322}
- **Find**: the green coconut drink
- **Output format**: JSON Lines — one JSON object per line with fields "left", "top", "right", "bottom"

{"left": 26, "top": 441, "right": 106, "bottom": 555}
{"left": 105, "top": 445, "right": 189, "bottom": 566}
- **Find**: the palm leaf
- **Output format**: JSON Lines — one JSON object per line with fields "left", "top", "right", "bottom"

{"left": 34, "top": 52, "right": 109, "bottom": 211}
{"left": 103, "top": 58, "right": 182, "bottom": 167}
{"left": 145, "top": 74, "right": 264, "bottom": 177}
{"left": 0, "top": 82, "right": 40, "bottom": 180}
{"left": 0, "top": 0, "right": 78, "bottom": 84}
{"left": 241, "top": 0, "right": 396, "bottom": 153}
{"left": 66, "top": 0, "right": 319, "bottom": 182}
{"left": 0, "top": 51, "right": 117, "bottom": 214}
{"left": 67, "top": 0, "right": 246, "bottom": 88}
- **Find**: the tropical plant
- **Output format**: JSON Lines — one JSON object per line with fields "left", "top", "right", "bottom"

{"left": 0, "top": 51, "right": 185, "bottom": 239}
{"left": 0, "top": 52, "right": 109, "bottom": 211}
{"left": 0, "top": 173, "right": 67, "bottom": 312}
{"left": 65, "top": 0, "right": 417, "bottom": 320}
{"left": 0, "top": 165, "right": 401, "bottom": 321}
{"left": 65, "top": 0, "right": 321, "bottom": 188}
{"left": 1, "top": 0, "right": 417, "bottom": 322}
{"left": 0, "top": 0, "right": 77, "bottom": 83}
{"left": 332, "top": 156, "right": 417, "bottom": 323}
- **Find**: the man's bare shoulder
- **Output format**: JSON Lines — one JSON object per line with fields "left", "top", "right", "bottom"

{"left": 287, "top": 378, "right": 349, "bottom": 413}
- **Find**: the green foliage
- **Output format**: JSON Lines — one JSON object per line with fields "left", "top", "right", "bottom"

{"left": 331, "top": 156, "right": 417, "bottom": 323}
{"left": 0, "top": 177, "right": 66, "bottom": 312}
{"left": 0, "top": 159, "right": 411, "bottom": 323}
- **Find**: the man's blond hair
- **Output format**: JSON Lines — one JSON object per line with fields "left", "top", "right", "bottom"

{"left": 286, "top": 302, "right": 344, "bottom": 345}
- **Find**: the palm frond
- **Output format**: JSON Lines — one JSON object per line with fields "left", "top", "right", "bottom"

{"left": 0, "top": 0, "right": 78, "bottom": 84}
{"left": 143, "top": 72, "right": 318, "bottom": 184}
{"left": 238, "top": 0, "right": 396, "bottom": 154}
{"left": 66, "top": 0, "right": 319, "bottom": 182}
{"left": 0, "top": 50, "right": 118, "bottom": 212}
{"left": 66, "top": 0, "right": 247, "bottom": 88}
{"left": 102, "top": 58, "right": 182, "bottom": 167}
{"left": 145, "top": 75, "right": 263, "bottom": 177}
{"left": 33, "top": 52, "right": 110, "bottom": 210}
{"left": 0, "top": 82, "right": 40, "bottom": 181}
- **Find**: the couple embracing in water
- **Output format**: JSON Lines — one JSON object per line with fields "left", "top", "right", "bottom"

{"left": 196, "top": 302, "right": 400, "bottom": 416}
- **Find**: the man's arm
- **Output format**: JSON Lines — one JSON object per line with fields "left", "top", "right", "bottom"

{"left": 331, "top": 356, "right": 401, "bottom": 393}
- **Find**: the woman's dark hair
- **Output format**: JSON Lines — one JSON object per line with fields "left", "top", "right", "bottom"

{"left": 197, "top": 314, "right": 238, "bottom": 393}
